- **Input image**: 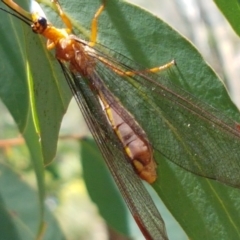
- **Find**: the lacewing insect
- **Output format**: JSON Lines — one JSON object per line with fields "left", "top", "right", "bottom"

{"left": 2, "top": 0, "right": 240, "bottom": 239}
{"left": 0, "top": 0, "right": 171, "bottom": 239}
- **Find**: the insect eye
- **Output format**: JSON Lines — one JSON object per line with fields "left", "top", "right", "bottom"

{"left": 38, "top": 17, "right": 47, "bottom": 27}
{"left": 31, "top": 16, "right": 48, "bottom": 34}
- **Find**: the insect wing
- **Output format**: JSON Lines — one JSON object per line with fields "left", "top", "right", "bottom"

{"left": 59, "top": 61, "right": 169, "bottom": 240}
{"left": 83, "top": 42, "right": 240, "bottom": 189}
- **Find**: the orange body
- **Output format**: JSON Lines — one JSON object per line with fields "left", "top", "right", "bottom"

{"left": 99, "top": 95, "right": 157, "bottom": 183}
{"left": 30, "top": 3, "right": 158, "bottom": 183}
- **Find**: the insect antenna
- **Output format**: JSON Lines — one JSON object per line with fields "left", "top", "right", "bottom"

{"left": 0, "top": 2, "right": 31, "bottom": 26}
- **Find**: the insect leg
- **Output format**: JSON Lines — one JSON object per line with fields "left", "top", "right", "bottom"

{"left": 124, "top": 60, "right": 176, "bottom": 76}
{"left": 51, "top": 0, "right": 72, "bottom": 33}
{"left": 1, "top": 0, "right": 31, "bottom": 19}
{"left": 97, "top": 56, "right": 175, "bottom": 78}
{"left": 89, "top": 1, "right": 106, "bottom": 46}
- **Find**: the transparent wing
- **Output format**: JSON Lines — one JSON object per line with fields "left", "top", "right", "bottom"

{"left": 59, "top": 61, "right": 169, "bottom": 240}
{"left": 78, "top": 40, "right": 240, "bottom": 189}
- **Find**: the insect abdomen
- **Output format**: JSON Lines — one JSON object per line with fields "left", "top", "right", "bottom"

{"left": 99, "top": 96, "right": 157, "bottom": 183}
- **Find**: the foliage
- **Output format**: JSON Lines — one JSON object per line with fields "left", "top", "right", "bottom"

{"left": 1, "top": 0, "right": 240, "bottom": 239}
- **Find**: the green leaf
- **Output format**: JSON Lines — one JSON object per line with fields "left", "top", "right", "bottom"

{"left": 213, "top": 0, "right": 240, "bottom": 37}
{"left": 0, "top": 162, "right": 65, "bottom": 240}
{"left": 0, "top": 0, "right": 70, "bottom": 237}
{"left": 1, "top": 0, "right": 240, "bottom": 239}
{"left": 0, "top": 0, "right": 71, "bottom": 165}
{"left": 0, "top": 1, "right": 46, "bottom": 234}
{"left": 26, "top": 34, "right": 71, "bottom": 164}
{"left": 0, "top": 0, "right": 29, "bottom": 131}
{"left": 81, "top": 138, "right": 130, "bottom": 236}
